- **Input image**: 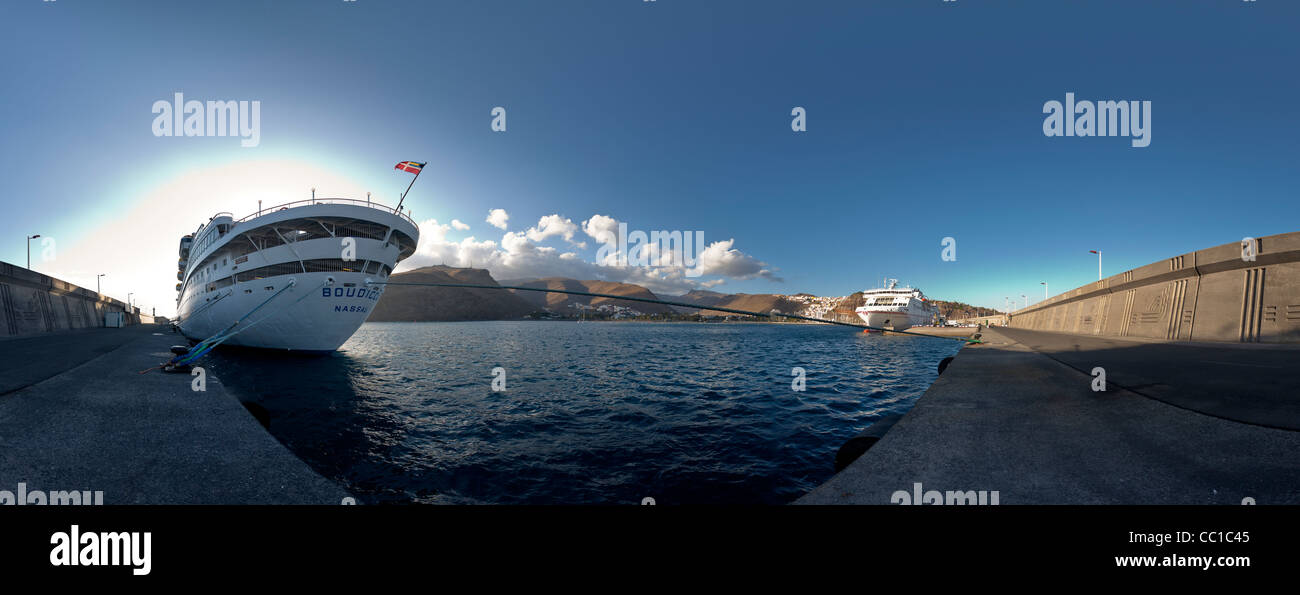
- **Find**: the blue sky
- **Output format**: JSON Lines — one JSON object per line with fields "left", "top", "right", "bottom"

{"left": 2, "top": 0, "right": 1298, "bottom": 315}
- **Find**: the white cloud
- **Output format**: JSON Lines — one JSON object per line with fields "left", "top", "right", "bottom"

{"left": 582, "top": 214, "right": 619, "bottom": 247}
{"left": 500, "top": 230, "right": 531, "bottom": 253}
{"left": 486, "top": 208, "right": 509, "bottom": 230}
{"left": 690, "top": 238, "right": 783, "bottom": 281}
{"left": 525, "top": 214, "right": 578, "bottom": 243}
{"left": 400, "top": 212, "right": 781, "bottom": 295}
{"left": 450, "top": 219, "right": 469, "bottom": 231}
{"left": 419, "top": 219, "right": 453, "bottom": 244}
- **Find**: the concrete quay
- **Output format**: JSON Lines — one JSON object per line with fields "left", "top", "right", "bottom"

{"left": 891, "top": 326, "right": 977, "bottom": 339}
{"left": 797, "top": 326, "right": 1300, "bottom": 505}
{"left": 0, "top": 325, "right": 349, "bottom": 504}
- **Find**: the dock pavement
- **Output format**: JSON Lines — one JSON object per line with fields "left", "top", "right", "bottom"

{"left": 0, "top": 325, "right": 349, "bottom": 504}
{"left": 798, "top": 326, "right": 1300, "bottom": 504}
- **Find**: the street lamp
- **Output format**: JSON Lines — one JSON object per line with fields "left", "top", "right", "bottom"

{"left": 26, "top": 234, "right": 40, "bottom": 269}
{"left": 1041, "top": 281, "right": 1048, "bottom": 301}
{"left": 1021, "top": 294, "right": 1027, "bottom": 309}
{"left": 97, "top": 273, "right": 105, "bottom": 295}
{"left": 1089, "top": 250, "right": 1102, "bottom": 281}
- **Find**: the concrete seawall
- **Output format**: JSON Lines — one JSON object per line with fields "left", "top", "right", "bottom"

{"left": 1010, "top": 231, "right": 1300, "bottom": 343}
{"left": 0, "top": 261, "right": 144, "bottom": 338}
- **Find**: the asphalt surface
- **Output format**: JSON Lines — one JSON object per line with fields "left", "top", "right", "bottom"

{"left": 0, "top": 326, "right": 350, "bottom": 504}
{"left": 995, "top": 327, "right": 1300, "bottom": 431}
{"left": 797, "top": 327, "right": 1300, "bottom": 504}
{"left": 0, "top": 325, "right": 157, "bottom": 396}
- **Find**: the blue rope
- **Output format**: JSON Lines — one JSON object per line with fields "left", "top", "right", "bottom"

{"left": 171, "top": 279, "right": 324, "bottom": 366}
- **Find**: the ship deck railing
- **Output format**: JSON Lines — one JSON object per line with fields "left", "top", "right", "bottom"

{"left": 231, "top": 198, "right": 418, "bottom": 227}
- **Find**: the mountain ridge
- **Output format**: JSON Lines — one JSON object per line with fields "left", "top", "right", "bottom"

{"left": 371, "top": 267, "right": 998, "bottom": 322}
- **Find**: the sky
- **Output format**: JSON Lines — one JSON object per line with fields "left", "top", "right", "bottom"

{"left": 2, "top": 0, "right": 1298, "bottom": 317}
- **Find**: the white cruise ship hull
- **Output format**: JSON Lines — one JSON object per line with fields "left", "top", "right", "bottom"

{"left": 175, "top": 200, "right": 418, "bottom": 353}
{"left": 179, "top": 271, "right": 385, "bottom": 352}
{"left": 855, "top": 309, "right": 931, "bottom": 331}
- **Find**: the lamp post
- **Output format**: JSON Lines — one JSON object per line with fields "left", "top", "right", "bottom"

{"left": 1041, "top": 281, "right": 1048, "bottom": 301}
{"left": 1089, "top": 250, "right": 1102, "bottom": 281}
{"left": 1021, "top": 294, "right": 1027, "bottom": 309}
{"left": 128, "top": 293, "right": 134, "bottom": 310}
{"left": 97, "top": 273, "right": 105, "bottom": 295}
{"left": 26, "top": 234, "right": 40, "bottom": 269}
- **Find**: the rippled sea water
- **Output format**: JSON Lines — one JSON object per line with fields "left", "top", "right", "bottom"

{"left": 204, "top": 321, "right": 963, "bottom": 505}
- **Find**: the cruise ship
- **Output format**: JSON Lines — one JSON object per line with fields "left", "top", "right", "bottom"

{"left": 175, "top": 198, "right": 419, "bottom": 352}
{"left": 854, "top": 279, "right": 940, "bottom": 331}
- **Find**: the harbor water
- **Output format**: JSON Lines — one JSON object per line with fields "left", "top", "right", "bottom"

{"left": 204, "top": 321, "right": 963, "bottom": 504}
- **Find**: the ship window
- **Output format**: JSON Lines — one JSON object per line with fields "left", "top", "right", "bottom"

{"left": 303, "top": 258, "right": 361, "bottom": 273}
{"left": 235, "top": 261, "right": 303, "bottom": 282}
{"left": 380, "top": 264, "right": 392, "bottom": 277}
{"left": 389, "top": 230, "right": 417, "bottom": 260}
{"left": 265, "top": 286, "right": 274, "bottom": 291}
{"left": 193, "top": 216, "right": 396, "bottom": 279}
{"left": 272, "top": 219, "right": 331, "bottom": 243}
{"left": 363, "top": 261, "right": 379, "bottom": 274}
{"left": 328, "top": 218, "right": 389, "bottom": 241}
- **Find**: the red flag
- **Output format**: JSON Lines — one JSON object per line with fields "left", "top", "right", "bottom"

{"left": 394, "top": 161, "right": 426, "bottom": 175}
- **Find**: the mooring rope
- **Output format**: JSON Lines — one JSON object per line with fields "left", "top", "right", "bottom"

{"left": 143, "top": 279, "right": 329, "bottom": 373}
{"left": 367, "top": 281, "right": 982, "bottom": 344}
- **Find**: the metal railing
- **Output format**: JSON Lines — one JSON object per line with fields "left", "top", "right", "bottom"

{"left": 232, "top": 198, "right": 417, "bottom": 226}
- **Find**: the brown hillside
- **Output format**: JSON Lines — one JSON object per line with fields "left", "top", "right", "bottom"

{"left": 688, "top": 293, "right": 806, "bottom": 317}
{"left": 822, "top": 291, "right": 866, "bottom": 324}
{"left": 932, "top": 300, "right": 1000, "bottom": 320}
{"left": 500, "top": 278, "right": 676, "bottom": 315}
{"left": 368, "top": 266, "right": 537, "bottom": 322}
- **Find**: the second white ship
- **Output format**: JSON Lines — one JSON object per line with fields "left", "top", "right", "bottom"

{"left": 854, "top": 279, "right": 939, "bottom": 331}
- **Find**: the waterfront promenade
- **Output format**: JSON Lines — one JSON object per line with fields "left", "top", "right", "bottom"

{"left": 0, "top": 325, "right": 348, "bottom": 504}
{"left": 798, "top": 326, "right": 1300, "bottom": 504}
